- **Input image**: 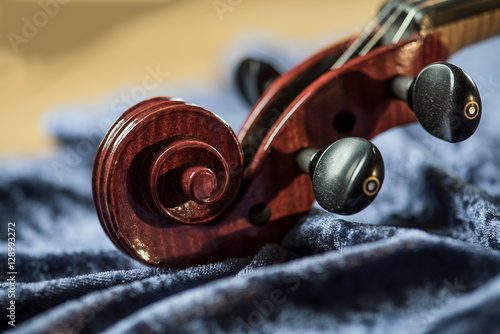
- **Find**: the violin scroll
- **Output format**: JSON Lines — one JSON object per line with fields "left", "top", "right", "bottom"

{"left": 92, "top": 97, "right": 245, "bottom": 264}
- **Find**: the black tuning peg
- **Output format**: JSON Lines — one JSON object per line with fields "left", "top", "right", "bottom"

{"left": 391, "top": 62, "right": 481, "bottom": 143}
{"left": 296, "top": 137, "right": 384, "bottom": 215}
{"left": 235, "top": 58, "right": 281, "bottom": 106}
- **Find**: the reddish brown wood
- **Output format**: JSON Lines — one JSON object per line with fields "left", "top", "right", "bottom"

{"left": 179, "top": 166, "right": 219, "bottom": 204}
{"left": 238, "top": 38, "right": 351, "bottom": 163}
{"left": 92, "top": 97, "right": 244, "bottom": 264}
{"left": 93, "top": 30, "right": 453, "bottom": 267}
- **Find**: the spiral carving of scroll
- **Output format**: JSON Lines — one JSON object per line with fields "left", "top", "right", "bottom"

{"left": 92, "top": 97, "right": 243, "bottom": 265}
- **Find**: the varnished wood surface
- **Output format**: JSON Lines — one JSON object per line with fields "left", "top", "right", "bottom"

{"left": 432, "top": 8, "right": 500, "bottom": 55}
{"left": 91, "top": 0, "right": 500, "bottom": 268}
{"left": 80, "top": 0, "right": 500, "bottom": 267}
{"left": 93, "top": 31, "right": 450, "bottom": 268}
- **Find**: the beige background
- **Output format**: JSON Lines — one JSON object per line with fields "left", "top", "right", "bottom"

{"left": 0, "top": 0, "right": 381, "bottom": 155}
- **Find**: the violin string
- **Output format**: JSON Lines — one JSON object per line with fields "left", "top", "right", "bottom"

{"left": 358, "top": 0, "right": 423, "bottom": 56}
{"left": 391, "top": 0, "right": 448, "bottom": 44}
{"left": 330, "top": 0, "right": 408, "bottom": 69}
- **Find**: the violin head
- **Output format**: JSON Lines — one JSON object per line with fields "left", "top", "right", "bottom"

{"left": 92, "top": 0, "right": 496, "bottom": 267}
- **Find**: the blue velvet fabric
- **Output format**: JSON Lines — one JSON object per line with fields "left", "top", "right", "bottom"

{"left": 1, "top": 34, "right": 500, "bottom": 333}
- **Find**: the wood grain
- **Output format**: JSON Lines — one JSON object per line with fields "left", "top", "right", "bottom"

{"left": 93, "top": 32, "right": 449, "bottom": 268}
{"left": 430, "top": 8, "right": 500, "bottom": 54}
{"left": 92, "top": 1, "right": 500, "bottom": 268}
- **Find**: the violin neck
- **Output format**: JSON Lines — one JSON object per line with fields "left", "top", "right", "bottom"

{"left": 332, "top": 0, "right": 499, "bottom": 69}
{"left": 422, "top": 0, "right": 500, "bottom": 54}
